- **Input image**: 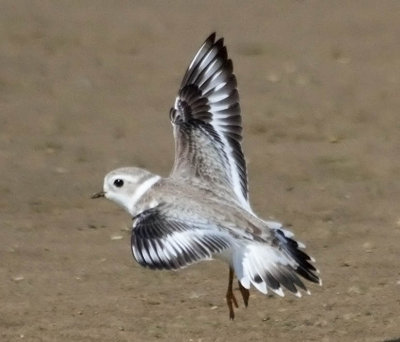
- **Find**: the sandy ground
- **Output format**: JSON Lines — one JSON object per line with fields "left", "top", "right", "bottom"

{"left": 1, "top": 1, "right": 400, "bottom": 341}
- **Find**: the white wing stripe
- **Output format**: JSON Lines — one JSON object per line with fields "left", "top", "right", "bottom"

{"left": 198, "top": 59, "right": 222, "bottom": 87}
{"left": 214, "top": 82, "right": 227, "bottom": 92}
{"left": 210, "top": 123, "right": 250, "bottom": 210}
{"left": 187, "top": 40, "right": 209, "bottom": 72}
{"left": 209, "top": 104, "right": 231, "bottom": 112}
{"left": 207, "top": 92, "right": 230, "bottom": 102}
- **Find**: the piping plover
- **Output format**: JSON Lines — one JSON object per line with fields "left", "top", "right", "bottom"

{"left": 92, "top": 33, "right": 321, "bottom": 319}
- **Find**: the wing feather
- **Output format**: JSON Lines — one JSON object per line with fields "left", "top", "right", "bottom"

{"left": 170, "top": 33, "right": 250, "bottom": 210}
{"left": 131, "top": 205, "right": 231, "bottom": 270}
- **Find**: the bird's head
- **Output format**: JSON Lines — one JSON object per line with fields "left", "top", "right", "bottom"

{"left": 92, "top": 167, "right": 159, "bottom": 215}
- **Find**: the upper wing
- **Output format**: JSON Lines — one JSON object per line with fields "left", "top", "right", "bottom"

{"left": 169, "top": 33, "right": 250, "bottom": 210}
{"left": 131, "top": 205, "right": 231, "bottom": 270}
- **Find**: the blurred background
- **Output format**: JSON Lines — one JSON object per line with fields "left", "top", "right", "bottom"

{"left": 1, "top": 1, "right": 399, "bottom": 341}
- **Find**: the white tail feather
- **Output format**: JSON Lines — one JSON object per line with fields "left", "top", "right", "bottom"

{"left": 233, "top": 241, "right": 311, "bottom": 297}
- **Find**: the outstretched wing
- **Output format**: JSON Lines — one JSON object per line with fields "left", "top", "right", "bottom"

{"left": 131, "top": 205, "right": 231, "bottom": 270}
{"left": 169, "top": 33, "right": 250, "bottom": 210}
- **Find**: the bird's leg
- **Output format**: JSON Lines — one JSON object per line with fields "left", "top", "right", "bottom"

{"left": 226, "top": 267, "right": 238, "bottom": 320}
{"left": 238, "top": 280, "right": 250, "bottom": 307}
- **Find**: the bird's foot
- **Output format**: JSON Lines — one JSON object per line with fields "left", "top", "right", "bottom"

{"left": 226, "top": 287, "right": 239, "bottom": 320}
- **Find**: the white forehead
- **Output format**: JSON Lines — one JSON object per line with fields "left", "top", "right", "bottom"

{"left": 105, "top": 167, "right": 150, "bottom": 183}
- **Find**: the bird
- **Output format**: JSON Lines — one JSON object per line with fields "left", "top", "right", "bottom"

{"left": 92, "top": 33, "right": 321, "bottom": 319}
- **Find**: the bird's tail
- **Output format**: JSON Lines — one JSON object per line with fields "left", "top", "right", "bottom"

{"left": 232, "top": 227, "right": 321, "bottom": 297}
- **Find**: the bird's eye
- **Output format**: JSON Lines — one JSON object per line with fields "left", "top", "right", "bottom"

{"left": 113, "top": 179, "right": 124, "bottom": 188}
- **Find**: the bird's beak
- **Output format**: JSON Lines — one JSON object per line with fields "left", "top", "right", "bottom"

{"left": 91, "top": 191, "right": 105, "bottom": 199}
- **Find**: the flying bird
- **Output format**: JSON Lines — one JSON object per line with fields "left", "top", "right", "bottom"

{"left": 92, "top": 33, "right": 321, "bottom": 319}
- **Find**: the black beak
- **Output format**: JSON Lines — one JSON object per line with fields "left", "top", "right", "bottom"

{"left": 91, "top": 191, "right": 105, "bottom": 199}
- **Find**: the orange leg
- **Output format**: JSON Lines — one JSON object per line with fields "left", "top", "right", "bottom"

{"left": 238, "top": 280, "right": 250, "bottom": 307}
{"left": 226, "top": 267, "right": 239, "bottom": 319}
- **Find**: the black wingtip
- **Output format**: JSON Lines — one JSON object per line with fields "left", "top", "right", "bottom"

{"left": 206, "top": 32, "right": 217, "bottom": 43}
{"left": 206, "top": 33, "right": 225, "bottom": 50}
